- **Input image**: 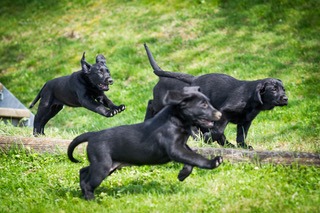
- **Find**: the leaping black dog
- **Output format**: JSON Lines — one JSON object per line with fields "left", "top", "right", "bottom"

{"left": 68, "top": 87, "right": 223, "bottom": 200}
{"left": 30, "top": 53, "right": 125, "bottom": 136}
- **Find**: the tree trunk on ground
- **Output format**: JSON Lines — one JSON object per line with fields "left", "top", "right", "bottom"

{"left": 0, "top": 135, "right": 319, "bottom": 166}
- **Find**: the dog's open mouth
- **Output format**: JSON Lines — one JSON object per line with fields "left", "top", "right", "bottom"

{"left": 98, "top": 83, "right": 109, "bottom": 91}
{"left": 276, "top": 100, "right": 288, "bottom": 106}
{"left": 197, "top": 119, "right": 214, "bottom": 128}
{"left": 278, "top": 102, "right": 288, "bottom": 106}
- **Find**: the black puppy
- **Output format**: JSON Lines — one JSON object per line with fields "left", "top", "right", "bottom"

{"left": 144, "top": 44, "right": 288, "bottom": 149}
{"left": 29, "top": 52, "right": 125, "bottom": 136}
{"left": 68, "top": 87, "right": 223, "bottom": 200}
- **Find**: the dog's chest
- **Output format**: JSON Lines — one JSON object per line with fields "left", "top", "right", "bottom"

{"left": 225, "top": 107, "right": 260, "bottom": 124}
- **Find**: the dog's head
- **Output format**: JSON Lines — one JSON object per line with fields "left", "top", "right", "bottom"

{"left": 163, "top": 86, "right": 222, "bottom": 128}
{"left": 254, "top": 78, "right": 288, "bottom": 110}
{"left": 81, "top": 52, "right": 113, "bottom": 91}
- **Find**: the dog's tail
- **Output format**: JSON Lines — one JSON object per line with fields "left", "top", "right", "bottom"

{"left": 68, "top": 132, "right": 93, "bottom": 163}
{"left": 144, "top": 43, "right": 196, "bottom": 84}
{"left": 29, "top": 84, "right": 45, "bottom": 108}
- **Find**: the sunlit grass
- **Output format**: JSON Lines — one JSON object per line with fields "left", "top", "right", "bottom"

{"left": 0, "top": 0, "right": 319, "bottom": 212}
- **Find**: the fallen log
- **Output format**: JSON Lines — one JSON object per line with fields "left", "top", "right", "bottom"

{"left": 0, "top": 135, "right": 319, "bottom": 166}
{"left": 0, "top": 135, "right": 85, "bottom": 154}
{"left": 194, "top": 148, "right": 320, "bottom": 166}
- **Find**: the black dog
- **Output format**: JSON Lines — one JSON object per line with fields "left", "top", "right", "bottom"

{"left": 29, "top": 52, "right": 125, "bottom": 136}
{"left": 68, "top": 87, "right": 223, "bottom": 200}
{"left": 144, "top": 44, "right": 288, "bottom": 149}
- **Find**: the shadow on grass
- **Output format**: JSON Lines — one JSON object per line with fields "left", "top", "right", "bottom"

{"left": 54, "top": 179, "right": 190, "bottom": 201}
{"left": 97, "top": 180, "right": 187, "bottom": 197}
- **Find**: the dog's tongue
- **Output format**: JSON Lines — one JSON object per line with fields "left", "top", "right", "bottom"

{"left": 206, "top": 121, "right": 214, "bottom": 128}
{"left": 200, "top": 119, "right": 214, "bottom": 128}
{"left": 98, "top": 83, "right": 109, "bottom": 91}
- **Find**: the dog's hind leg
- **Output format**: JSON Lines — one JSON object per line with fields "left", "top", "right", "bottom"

{"left": 80, "top": 156, "right": 113, "bottom": 200}
{"left": 34, "top": 104, "right": 63, "bottom": 135}
{"left": 79, "top": 166, "right": 90, "bottom": 197}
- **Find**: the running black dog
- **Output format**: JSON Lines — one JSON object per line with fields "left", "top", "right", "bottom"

{"left": 144, "top": 44, "right": 288, "bottom": 149}
{"left": 68, "top": 87, "right": 223, "bottom": 200}
{"left": 30, "top": 52, "right": 125, "bottom": 136}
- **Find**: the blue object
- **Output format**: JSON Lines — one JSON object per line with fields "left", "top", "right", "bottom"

{"left": 0, "top": 83, "right": 34, "bottom": 127}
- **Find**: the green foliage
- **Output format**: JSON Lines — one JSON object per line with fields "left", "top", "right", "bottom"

{"left": 0, "top": 0, "right": 319, "bottom": 212}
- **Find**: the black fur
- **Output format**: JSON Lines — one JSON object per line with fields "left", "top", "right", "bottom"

{"left": 144, "top": 44, "right": 288, "bottom": 149}
{"left": 30, "top": 52, "right": 125, "bottom": 135}
{"left": 68, "top": 87, "right": 223, "bottom": 200}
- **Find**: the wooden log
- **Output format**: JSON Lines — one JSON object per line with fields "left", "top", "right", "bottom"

{"left": 194, "top": 148, "right": 320, "bottom": 166}
{"left": 0, "top": 135, "right": 319, "bottom": 166}
{"left": 0, "top": 135, "right": 85, "bottom": 154}
{"left": 0, "top": 108, "right": 31, "bottom": 118}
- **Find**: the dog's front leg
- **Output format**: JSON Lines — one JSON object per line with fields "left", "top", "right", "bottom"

{"left": 79, "top": 98, "right": 116, "bottom": 117}
{"left": 236, "top": 122, "right": 253, "bottom": 150}
{"left": 178, "top": 164, "right": 194, "bottom": 181}
{"left": 169, "top": 145, "right": 223, "bottom": 170}
{"left": 209, "top": 119, "right": 235, "bottom": 148}
{"left": 97, "top": 95, "right": 125, "bottom": 115}
{"left": 178, "top": 144, "right": 195, "bottom": 181}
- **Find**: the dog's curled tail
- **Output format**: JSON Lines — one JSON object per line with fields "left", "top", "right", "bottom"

{"left": 68, "top": 132, "right": 92, "bottom": 163}
{"left": 144, "top": 43, "right": 195, "bottom": 84}
{"left": 29, "top": 84, "right": 46, "bottom": 108}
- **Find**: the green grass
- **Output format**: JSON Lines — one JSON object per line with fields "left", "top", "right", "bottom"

{"left": 0, "top": 0, "right": 319, "bottom": 212}
{"left": 0, "top": 148, "right": 319, "bottom": 213}
{"left": 1, "top": 0, "right": 319, "bottom": 153}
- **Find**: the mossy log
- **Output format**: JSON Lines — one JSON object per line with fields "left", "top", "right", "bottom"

{"left": 0, "top": 135, "right": 319, "bottom": 166}
{"left": 0, "top": 135, "right": 85, "bottom": 154}
{"left": 193, "top": 148, "right": 320, "bottom": 166}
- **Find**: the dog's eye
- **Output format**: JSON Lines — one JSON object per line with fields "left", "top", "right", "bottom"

{"left": 202, "top": 102, "right": 208, "bottom": 108}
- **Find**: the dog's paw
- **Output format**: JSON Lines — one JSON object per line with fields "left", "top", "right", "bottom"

{"left": 238, "top": 142, "right": 254, "bottom": 150}
{"left": 224, "top": 141, "right": 236, "bottom": 148}
{"left": 109, "top": 105, "right": 125, "bottom": 115}
{"left": 116, "top": 104, "right": 125, "bottom": 113}
{"left": 105, "top": 110, "right": 115, "bottom": 117}
{"left": 178, "top": 165, "right": 194, "bottom": 182}
{"left": 84, "top": 192, "right": 95, "bottom": 200}
{"left": 211, "top": 156, "right": 223, "bottom": 169}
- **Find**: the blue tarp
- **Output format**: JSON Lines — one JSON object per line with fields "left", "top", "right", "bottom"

{"left": 0, "top": 83, "right": 34, "bottom": 127}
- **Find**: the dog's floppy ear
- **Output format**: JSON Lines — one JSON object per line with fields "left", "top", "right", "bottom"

{"left": 163, "top": 86, "right": 200, "bottom": 106}
{"left": 81, "top": 52, "right": 92, "bottom": 74}
{"left": 96, "top": 54, "right": 107, "bottom": 65}
{"left": 254, "top": 82, "right": 265, "bottom": 105}
{"left": 163, "top": 90, "right": 191, "bottom": 106}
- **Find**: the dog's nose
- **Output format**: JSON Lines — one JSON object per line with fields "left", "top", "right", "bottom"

{"left": 214, "top": 111, "right": 222, "bottom": 120}
{"left": 107, "top": 78, "right": 114, "bottom": 85}
{"left": 282, "top": 96, "right": 288, "bottom": 102}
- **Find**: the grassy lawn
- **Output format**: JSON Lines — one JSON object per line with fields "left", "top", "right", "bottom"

{"left": 0, "top": 0, "right": 319, "bottom": 212}
{"left": 0, "top": 148, "right": 319, "bottom": 213}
